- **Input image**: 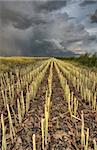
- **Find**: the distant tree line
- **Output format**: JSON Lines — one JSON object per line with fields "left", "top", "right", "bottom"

{"left": 56, "top": 53, "right": 97, "bottom": 67}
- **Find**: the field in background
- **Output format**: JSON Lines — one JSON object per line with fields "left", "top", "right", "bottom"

{"left": 0, "top": 57, "right": 49, "bottom": 72}
{"left": 0, "top": 57, "right": 97, "bottom": 150}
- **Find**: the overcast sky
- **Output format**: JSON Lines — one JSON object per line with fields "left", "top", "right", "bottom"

{"left": 0, "top": 0, "right": 97, "bottom": 56}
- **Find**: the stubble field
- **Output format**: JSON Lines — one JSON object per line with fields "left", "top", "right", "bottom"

{"left": 0, "top": 57, "right": 97, "bottom": 150}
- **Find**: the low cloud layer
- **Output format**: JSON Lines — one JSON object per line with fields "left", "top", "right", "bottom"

{"left": 80, "top": 0, "right": 97, "bottom": 7}
{"left": 91, "top": 9, "right": 97, "bottom": 23}
{"left": 34, "top": 1, "right": 67, "bottom": 12}
{"left": 0, "top": 0, "right": 97, "bottom": 56}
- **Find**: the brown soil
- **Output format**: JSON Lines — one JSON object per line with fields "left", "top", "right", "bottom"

{"left": 0, "top": 66, "right": 97, "bottom": 150}
{"left": 6, "top": 68, "right": 49, "bottom": 150}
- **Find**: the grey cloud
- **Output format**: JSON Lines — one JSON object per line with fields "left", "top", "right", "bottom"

{"left": 0, "top": 7, "right": 32, "bottom": 30}
{"left": 0, "top": 6, "right": 49, "bottom": 30}
{"left": 34, "top": 1, "right": 67, "bottom": 12}
{"left": 66, "top": 39, "right": 83, "bottom": 43}
{"left": 0, "top": 1, "right": 68, "bottom": 30}
{"left": 25, "top": 39, "right": 75, "bottom": 57}
{"left": 87, "top": 35, "right": 97, "bottom": 40}
{"left": 91, "top": 9, "right": 97, "bottom": 23}
{"left": 0, "top": 0, "right": 97, "bottom": 56}
{"left": 28, "top": 15, "right": 96, "bottom": 54}
{"left": 80, "top": 0, "right": 97, "bottom": 7}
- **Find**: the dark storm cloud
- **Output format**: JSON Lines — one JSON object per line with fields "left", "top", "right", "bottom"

{"left": 0, "top": 1, "right": 68, "bottom": 30}
{"left": 80, "top": 0, "right": 97, "bottom": 7}
{"left": 0, "top": 0, "right": 97, "bottom": 56}
{"left": 91, "top": 9, "right": 97, "bottom": 23}
{"left": 0, "top": 7, "right": 32, "bottom": 30}
{"left": 0, "top": 5, "right": 48, "bottom": 30}
{"left": 34, "top": 1, "right": 67, "bottom": 12}
{"left": 87, "top": 35, "right": 97, "bottom": 40}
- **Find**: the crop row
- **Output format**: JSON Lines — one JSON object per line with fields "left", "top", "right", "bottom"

{"left": 1, "top": 58, "right": 97, "bottom": 150}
